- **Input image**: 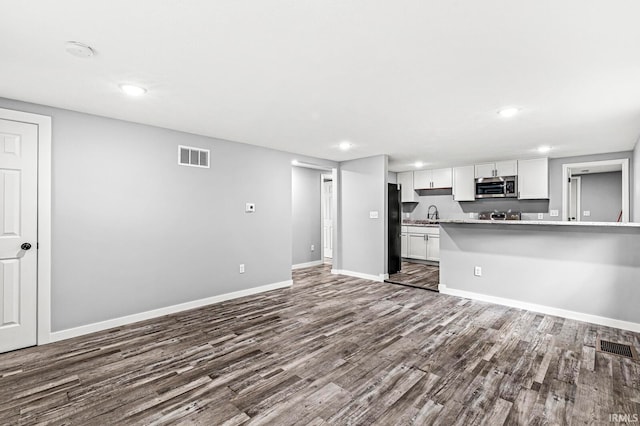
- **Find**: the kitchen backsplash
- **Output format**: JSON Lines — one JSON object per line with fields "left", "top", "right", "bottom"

{"left": 403, "top": 192, "right": 550, "bottom": 221}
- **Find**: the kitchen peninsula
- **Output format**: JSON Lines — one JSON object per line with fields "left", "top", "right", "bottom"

{"left": 438, "top": 220, "right": 640, "bottom": 331}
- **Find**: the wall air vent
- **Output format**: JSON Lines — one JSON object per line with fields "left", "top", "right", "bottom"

{"left": 178, "top": 145, "right": 210, "bottom": 168}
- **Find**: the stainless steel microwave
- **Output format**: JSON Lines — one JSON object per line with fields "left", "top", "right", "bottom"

{"left": 475, "top": 176, "right": 517, "bottom": 199}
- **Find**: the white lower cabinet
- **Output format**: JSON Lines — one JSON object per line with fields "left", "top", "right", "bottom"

{"left": 407, "top": 233, "right": 428, "bottom": 260}
{"left": 426, "top": 235, "right": 440, "bottom": 262}
{"left": 402, "top": 226, "right": 440, "bottom": 262}
{"left": 401, "top": 233, "right": 408, "bottom": 257}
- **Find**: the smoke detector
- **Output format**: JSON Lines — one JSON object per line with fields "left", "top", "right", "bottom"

{"left": 65, "top": 41, "right": 95, "bottom": 58}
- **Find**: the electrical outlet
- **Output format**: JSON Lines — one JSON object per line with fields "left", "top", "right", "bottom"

{"left": 239, "top": 264, "right": 245, "bottom": 274}
{"left": 310, "top": 245, "right": 315, "bottom": 252}
{"left": 583, "top": 210, "right": 591, "bottom": 217}
{"left": 245, "top": 203, "right": 255, "bottom": 213}
{"left": 537, "top": 213, "right": 544, "bottom": 220}
{"left": 369, "top": 211, "right": 379, "bottom": 219}
{"left": 550, "top": 210, "right": 559, "bottom": 217}
{"left": 469, "top": 213, "right": 475, "bottom": 219}
{"left": 474, "top": 266, "right": 482, "bottom": 277}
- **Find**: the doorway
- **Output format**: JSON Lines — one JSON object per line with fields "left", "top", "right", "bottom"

{"left": 562, "top": 159, "right": 629, "bottom": 222}
{"left": 0, "top": 108, "right": 51, "bottom": 353}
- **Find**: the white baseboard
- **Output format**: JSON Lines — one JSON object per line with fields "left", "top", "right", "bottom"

{"left": 291, "top": 260, "right": 323, "bottom": 270}
{"left": 49, "top": 280, "right": 293, "bottom": 343}
{"left": 331, "top": 269, "right": 385, "bottom": 282}
{"left": 438, "top": 283, "right": 640, "bottom": 333}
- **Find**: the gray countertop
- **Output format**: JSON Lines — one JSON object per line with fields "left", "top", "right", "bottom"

{"left": 438, "top": 219, "right": 640, "bottom": 228}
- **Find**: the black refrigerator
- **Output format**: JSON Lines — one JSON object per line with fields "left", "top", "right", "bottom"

{"left": 388, "top": 183, "right": 401, "bottom": 275}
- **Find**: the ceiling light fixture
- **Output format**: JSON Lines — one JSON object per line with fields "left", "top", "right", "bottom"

{"left": 119, "top": 84, "right": 147, "bottom": 97}
{"left": 497, "top": 107, "right": 520, "bottom": 118}
{"left": 291, "top": 159, "right": 299, "bottom": 165}
{"left": 537, "top": 145, "right": 551, "bottom": 153}
{"left": 339, "top": 141, "right": 352, "bottom": 151}
{"left": 65, "top": 41, "right": 95, "bottom": 58}
{"left": 414, "top": 161, "right": 424, "bottom": 168}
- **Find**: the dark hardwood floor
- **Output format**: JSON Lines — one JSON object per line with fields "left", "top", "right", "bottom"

{"left": 1, "top": 264, "right": 639, "bottom": 425}
{"left": 386, "top": 261, "right": 440, "bottom": 292}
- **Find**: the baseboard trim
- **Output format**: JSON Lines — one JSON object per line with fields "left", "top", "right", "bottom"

{"left": 49, "top": 280, "right": 293, "bottom": 343}
{"left": 291, "top": 260, "right": 323, "bottom": 270}
{"left": 438, "top": 284, "right": 640, "bottom": 333}
{"left": 331, "top": 269, "right": 385, "bottom": 282}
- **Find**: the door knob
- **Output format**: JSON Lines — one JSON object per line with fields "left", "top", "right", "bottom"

{"left": 21, "top": 243, "right": 32, "bottom": 250}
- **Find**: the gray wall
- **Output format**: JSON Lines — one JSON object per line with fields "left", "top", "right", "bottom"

{"left": 338, "top": 155, "right": 388, "bottom": 277}
{"left": 440, "top": 223, "right": 640, "bottom": 324}
{"left": 0, "top": 97, "right": 336, "bottom": 331}
{"left": 578, "top": 172, "right": 622, "bottom": 222}
{"left": 292, "top": 166, "right": 322, "bottom": 265}
{"left": 634, "top": 141, "right": 640, "bottom": 222}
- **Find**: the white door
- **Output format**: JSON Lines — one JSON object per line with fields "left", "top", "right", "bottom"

{"left": 0, "top": 119, "right": 38, "bottom": 353}
{"left": 322, "top": 179, "right": 333, "bottom": 258}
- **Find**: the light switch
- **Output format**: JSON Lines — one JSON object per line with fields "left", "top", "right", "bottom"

{"left": 245, "top": 203, "right": 255, "bottom": 213}
{"left": 369, "top": 211, "right": 379, "bottom": 219}
{"left": 550, "top": 210, "right": 559, "bottom": 217}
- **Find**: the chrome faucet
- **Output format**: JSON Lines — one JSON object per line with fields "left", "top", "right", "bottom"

{"left": 427, "top": 205, "right": 439, "bottom": 221}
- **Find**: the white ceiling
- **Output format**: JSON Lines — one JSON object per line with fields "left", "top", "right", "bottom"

{"left": 2, "top": 1, "right": 640, "bottom": 171}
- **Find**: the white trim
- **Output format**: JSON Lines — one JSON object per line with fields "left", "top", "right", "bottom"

{"left": 331, "top": 269, "right": 385, "bottom": 282}
{"left": 438, "top": 283, "right": 640, "bottom": 333}
{"left": 561, "top": 159, "right": 629, "bottom": 222}
{"left": 49, "top": 279, "right": 293, "bottom": 342}
{"left": 0, "top": 108, "right": 52, "bottom": 345}
{"left": 292, "top": 260, "right": 323, "bottom": 270}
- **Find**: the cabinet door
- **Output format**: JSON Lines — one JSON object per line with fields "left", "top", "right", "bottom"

{"left": 407, "top": 233, "right": 428, "bottom": 260}
{"left": 431, "top": 168, "right": 452, "bottom": 188}
{"left": 453, "top": 166, "right": 475, "bottom": 201}
{"left": 397, "top": 172, "right": 417, "bottom": 202}
{"left": 496, "top": 160, "right": 518, "bottom": 176}
{"left": 518, "top": 158, "right": 549, "bottom": 199}
{"left": 475, "top": 163, "right": 495, "bottom": 178}
{"left": 401, "top": 233, "right": 408, "bottom": 257}
{"left": 426, "top": 235, "right": 440, "bottom": 262}
{"left": 413, "top": 170, "right": 432, "bottom": 189}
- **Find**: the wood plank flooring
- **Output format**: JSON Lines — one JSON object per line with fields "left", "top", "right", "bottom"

{"left": 1, "top": 264, "right": 639, "bottom": 425}
{"left": 387, "top": 261, "right": 440, "bottom": 292}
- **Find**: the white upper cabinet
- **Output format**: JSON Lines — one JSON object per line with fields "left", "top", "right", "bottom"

{"left": 397, "top": 171, "right": 417, "bottom": 202}
{"left": 432, "top": 168, "right": 453, "bottom": 188}
{"left": 453, "top": 165, "right": 475, "bottom": 201}
{"left": 475, "top": 160, "right": 518, "bottom": 178}
{"left": 518, "top": 158, "right": 549, "bottom": 199}
{"left": 414, "top": 168, "right": 452, "bottom": 189}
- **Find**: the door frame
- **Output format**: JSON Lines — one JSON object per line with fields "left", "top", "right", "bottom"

{"left": 561, "top": 159, "right": 629, "bottom": 222}
{"left": 320, "top": 173, "right": 333, "bottom": 262}
{"left": 0, "top": 108, "right": 52, "bottom": 345}
{"left": 569, "top": 176, "right": 581, "bottom": 221}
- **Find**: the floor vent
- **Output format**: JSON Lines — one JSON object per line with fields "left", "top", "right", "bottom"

{"left": 597, "top": 339, "right": 638, "bottom": 360}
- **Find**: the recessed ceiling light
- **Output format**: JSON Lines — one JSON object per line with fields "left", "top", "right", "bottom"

{"left": 65, "top": 41, "right": 95, "bottom": 58}
{"left": 291, "top": 159, "right": 299, "bottom": 165}
{"left": 414, "top": 161, "right": 424, "bottom": 168}
{"left": 537, "top": 145, "right": 551, "bottom": 153}
{"left": 119, "top": 84, "right": 147, "bottom": 97}
{"left": 339, "top": 141, "right": 352, "bottom": 151}
{"left": 497, "top": 107, "right": 520, "bottom": 118}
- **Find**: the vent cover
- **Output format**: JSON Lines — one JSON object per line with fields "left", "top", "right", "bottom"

{"left": 596, "top": 339, "right": 638, "bottom": 360}
{"left": 178, "top": 145, "right": 210, "bottom": 168}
